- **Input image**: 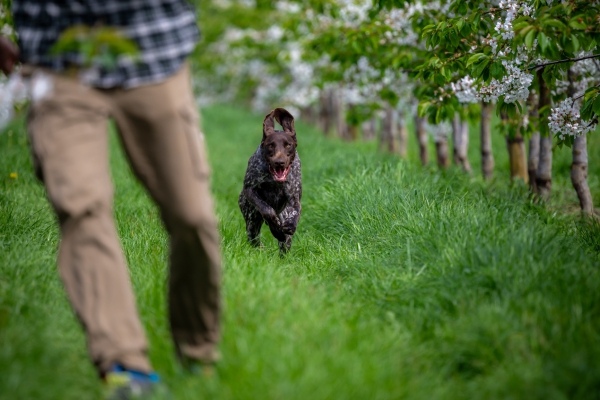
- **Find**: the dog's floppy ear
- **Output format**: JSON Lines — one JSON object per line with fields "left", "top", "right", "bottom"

{"left": 273, "top": 108, "right": 297, "bottom": 145}
{"left": 262, "top": 110, "right": 276, "bottom": 143}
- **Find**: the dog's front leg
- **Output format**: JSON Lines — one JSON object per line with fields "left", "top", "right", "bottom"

{"left": 280, "top": 198, "right": 301, "bottom": 236}
{"left": 242, "top": 188, "right": 286, "bottom": 241}
{"left": 277, "top": 198, "right": 301, "bottom": 257}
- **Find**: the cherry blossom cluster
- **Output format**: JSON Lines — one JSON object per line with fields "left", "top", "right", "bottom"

{"left": 0, "top": 5, "right": 13, "bottom": 37}
{"left": 425, "top": 121, "right": 452, "bottom": 143}
{"left": 343, "top": 58, "right": 415, "bottom": 108}
{"left": 450, "top": 76, "right": 478, "bottom": 104}
{"left": 275, "top": 1, "right": 301, "bottom": 14}
{"left": 548, "top": 98, "right": 596, "bottom": 140}
{"left": 492, "top": 0, "right": 533, "bottom": 40}
{"left": 478, "top": 2, "right": 538, "bottom": 104}
{"left": 477, "top": 59, "right": 533, "bottom": 103}
{"left": 381, "top": 2, "right": 446, "bottom": 48}
{"left": 202, "top": 1, "right": 324, "bottom": 115}
{"left": 477, "top": 42, "right": 534, "bottom": 103}
{"left": 0, "top": 71, "right": 54, "bottom": 130}
{"left": 337, "top": 0, "right": 370, "bottom": 27}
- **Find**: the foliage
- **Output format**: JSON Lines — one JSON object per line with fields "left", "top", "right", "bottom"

{"left": 0, "top": 0, "right": 14, "bottom": 40}
{"left": 50, "top": 25, "right": 140, "bottom": 71}
{"left": 190, "top": 0, "right": 599, "bottom": 146}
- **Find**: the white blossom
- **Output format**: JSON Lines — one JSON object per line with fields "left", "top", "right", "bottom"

{"left": 478, "top": 59, "right": 533, "bottom": 103}
{"left": 0, "top": 72, "right": 52, "bottom": 130}
{"left": 548, "top": 98, "right": 596, "bottom": 140}
{"left": 276, "top": 1, "right": 301, "bottom": 13}
{"left": 337, "top": 0, "right": 370, "bottom": 26}
{"left": 425, "top": 121, "right": 452, "bottom": 143}
{"left": 266, "top": 25, "right": 284, "bottom": 41}
{"left": 451, "top": 76, "right": 478, "bottom": 104}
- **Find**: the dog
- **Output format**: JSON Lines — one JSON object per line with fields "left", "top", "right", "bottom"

{"left": 238, "top": 108, "right": 302, "bottom": 255}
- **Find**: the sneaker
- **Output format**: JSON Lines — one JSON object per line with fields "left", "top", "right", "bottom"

{"left": 177, "top": 345, "right": 220, "bottom": 376}
{"left": 104, "top": 364, "right": 161, "bottom": 400}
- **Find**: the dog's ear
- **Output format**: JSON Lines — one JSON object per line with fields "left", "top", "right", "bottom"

{"left": 262, "top": 110, "right": 276, "bottom": 143}
{"left": 273, "top": 108, "right": 297, "bottom": 145}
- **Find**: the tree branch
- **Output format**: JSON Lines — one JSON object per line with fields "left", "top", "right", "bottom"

{"left": 570, "top": 83, "right": 600, "bottom": 106}
{"left": 528, "top": 54, "right": 600, "bottom": 70}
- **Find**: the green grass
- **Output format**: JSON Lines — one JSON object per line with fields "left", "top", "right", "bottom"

{"left": 1, "top": 105, "right": 599, "bottom": 400}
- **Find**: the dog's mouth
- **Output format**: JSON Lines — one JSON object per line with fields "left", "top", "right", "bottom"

{"left": 269, "top": 165, "right": 291, "bottom": 182}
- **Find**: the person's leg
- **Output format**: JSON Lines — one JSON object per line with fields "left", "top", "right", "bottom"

{"left": 27, "top": 71, "right": 152, "bottom": 374}
{"left": 109, "top": 63, "right": 222, "bottom": 364}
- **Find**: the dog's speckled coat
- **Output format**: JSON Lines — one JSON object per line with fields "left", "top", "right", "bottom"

{"left": 238, "top": 109, "right": 302, "bottom": 254}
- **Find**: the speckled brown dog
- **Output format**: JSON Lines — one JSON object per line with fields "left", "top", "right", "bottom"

{"left": 238, "top": 108, "right": 302, "bottom": 255}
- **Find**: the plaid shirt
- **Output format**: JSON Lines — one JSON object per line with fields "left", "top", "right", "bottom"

{"left": 13, "top": 0, "right": 200, "bottom": 88}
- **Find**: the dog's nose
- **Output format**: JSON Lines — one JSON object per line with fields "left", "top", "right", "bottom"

{"left": 274, "top": 159, "right": 285, "bottom": 168}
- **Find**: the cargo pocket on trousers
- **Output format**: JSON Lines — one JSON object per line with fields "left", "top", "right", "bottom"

{"left": 181, "top": 108, "right": 210, "bottom": 180}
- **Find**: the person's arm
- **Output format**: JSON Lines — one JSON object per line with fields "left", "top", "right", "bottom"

{"left": 0, "top": 36, "right": 19, "bottom": 75}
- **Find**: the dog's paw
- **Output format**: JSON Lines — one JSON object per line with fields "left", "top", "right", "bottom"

{"left": 281, "top": 222, "right": 296, "bottom": 236}
{"left": 268, "top": 225, "right": 287, "bottom": 242}
{"left": 263, "top": 209, "right": 281, "bottom": 228}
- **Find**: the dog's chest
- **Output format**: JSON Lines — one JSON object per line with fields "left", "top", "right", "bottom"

{"left": 256, "top": 182, "right": 289, "bottom": 212}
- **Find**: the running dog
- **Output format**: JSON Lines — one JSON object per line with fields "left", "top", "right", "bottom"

{"left": 238, "top": 108, "right": 302, "bottom": 255}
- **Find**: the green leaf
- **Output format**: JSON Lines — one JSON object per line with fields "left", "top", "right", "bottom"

{"left": 568, "top": 19, "right": 587, "bottom": 30}
{"left": 472, "top": 59, "right": 490, "bottom": 79}
{"left": 593, "top": 94, "right": 600, "bottom": 115}
{"left": 450, "top": 30, "right": 460, "bottom": 48}
{"left": 507, "top": 103, "right": 517, "bottom": 119}
{"left": 513, "top": 21, "right": 530, "bottom": 31}
{"left": 422, "top": 24, "right": 436, "bottom": 33}
{"left": 496, "top": 97, "right": 505, "bottom": 118}
{"left": 466, "top": 53, "right": 487, "bottom": 67}
{"left": 519, "top": 25, "right": 534, "bottom": 36}
{"left": 525, "top": 29, "right": 536, "bottom": 49}
{"left": 581, "top": 97, "right": 595, "bottom": 121}
{"left": 434, "top": 73, "right": 447, "bottom": 86}
{"left": 572, "top": 35, "right": 580, "bottom": 52}
{"left": 538, "top": 32, "right": 549, "bottom": 52}
{"left": 418, "top": 101, "right": 432, "bottom": 117}
{"left": 545, "top": 19, "right": 567, "bottom": 30}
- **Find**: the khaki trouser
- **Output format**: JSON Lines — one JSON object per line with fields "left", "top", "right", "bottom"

{"left": 26, "top": 63, "right": 221, "bottom": 374}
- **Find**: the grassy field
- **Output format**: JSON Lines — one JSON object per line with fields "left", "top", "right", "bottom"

{"left": 1, "top": 105, "right": 600, "bottom": 400}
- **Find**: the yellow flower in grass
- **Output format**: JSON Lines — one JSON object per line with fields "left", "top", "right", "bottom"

{"left": 9, "top": 172, "right": 18, "bottom": 179}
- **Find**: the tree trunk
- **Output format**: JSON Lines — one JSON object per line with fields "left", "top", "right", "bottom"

{"left": 480, "top": 102, "right": 494, "bottom": 180}
{"left": 452, "top": 114, "right": 472, "bottom": 172}
{"left": 414, "top": 115, "right": 428, "bottom": 166}
{"left": 319, "top": 88, "right": 333, "bottom": 136}
{"left": 536, "top": 135, "right": 552, "bottom": 198}
{"left": 571, "top": 134, "right": 594, "bottom": 214}
{"left": 333, "top": 87, "right": 347, "bottom": 139}
{"left": 536, "top": 69, "right": 552, "bottom": 199}
{"left": 567, "top": 68, "right": 594, "bottom": 214}
{"left": 506, "top": 132, "right": 528, "bottom": 183}
{"left": 361, "top": 117, "right": 377, "bottom": 141}
{"left": 301, "top": 105, "right": 316, "bottom": 125}
{"left": 435, "top": 133, "right": 450, "bottom": 168}
{"left": 528, "top": 132, "right": 540, "bottom": 193}
{"left": 380, "top": 104, "right": 397, "bottom": 153}
{"left": 397, "top": 111, "right": 408, "bottom": 158}
{"left": 527, "top": 90, "right": 540, "bottom": 193}
{"left": 346, "top": 124, "right": 358, "bottom": 141}
{"left": 343, "top": 104, "right": 357, "bottom": 141}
